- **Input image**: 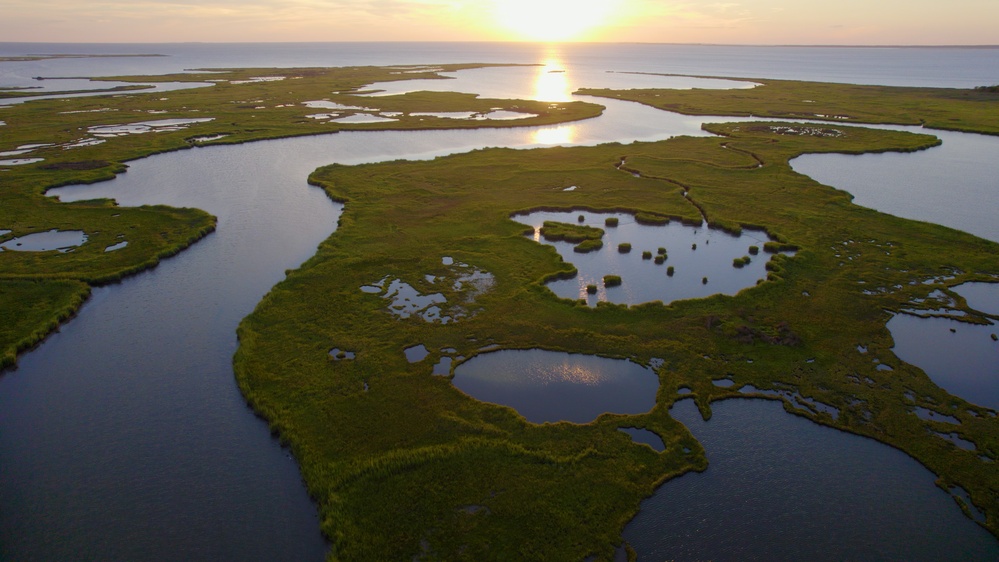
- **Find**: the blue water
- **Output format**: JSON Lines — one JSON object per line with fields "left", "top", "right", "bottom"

{"left": 2, "top": 42, "right": 998, "bottom": 89}
{"left": 625, "top": 399, "right": 999, "bottom": 560}
{"left": 2, "top": 43, "right": 998, "bottom": 560}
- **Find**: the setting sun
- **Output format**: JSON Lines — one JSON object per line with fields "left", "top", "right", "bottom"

{"left": 492, "top": 0, "right": 622, "bottom": 41}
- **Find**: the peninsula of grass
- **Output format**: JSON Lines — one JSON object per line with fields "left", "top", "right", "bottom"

{"left": 235, "top": 119, "right": 999, "bottom": 558}
{"left": 0, "top": 63, "right": 604, "bottom": 369}
{"left": 578, "top": 75, "right": 999, "bottom": 136}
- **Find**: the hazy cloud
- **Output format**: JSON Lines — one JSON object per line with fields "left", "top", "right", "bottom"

{"left": 2, "top": 0, "right": 997, "bottom": 43}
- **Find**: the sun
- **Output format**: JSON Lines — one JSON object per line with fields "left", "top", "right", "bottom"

{"left": 492, "top": 0, "right": 622, "bottom": 42}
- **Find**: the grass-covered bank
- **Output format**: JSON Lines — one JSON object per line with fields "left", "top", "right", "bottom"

{"left": 0, "top": 63, "right": 602, "bottom": 370}
{"left": 235, "top": 120, "right": 998, "bottom": 558}
{"left": 579, "top": 75, "right": 999, "bottom": 136}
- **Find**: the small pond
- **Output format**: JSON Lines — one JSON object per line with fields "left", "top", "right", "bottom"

{"left": 888, "top": 282, "right": 999, "bottom": 410}
{"left": 619, "top": 427, "right": 666, "bottom": 452}
{"left": 0, "top": 229, "right": 87, "bottom": 252}
{"left": 451, "top": 349, "right": 658, "bottom": 424}
{"left": 0, "top": 158, "right": 44, "bottom": 166}
{"left": 623, "top": 398, "right": 999, "bottom": 560}
{"left": 512, "top": 210, "right": 789, "bottom": 306}
{"left": 404, "top": 344, "right": 430, "bottom": 363}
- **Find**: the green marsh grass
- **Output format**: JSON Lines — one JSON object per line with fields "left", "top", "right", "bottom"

{"left": 236, "top": 120, "right": 999, "bottom": 557}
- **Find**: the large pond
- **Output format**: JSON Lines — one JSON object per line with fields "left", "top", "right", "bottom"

{"left": 623, "top": 398, "right": 999, "bottom": 560}
{"left": 451, "top": 350, "right": 658, "bottom": 424}
{"left": 3, "top": 46, "right": 999, "bottom": 559}
{"left": 512, "top": 210, "right": 787, "bottom": 306}
{"left": 888, "top": 282, "right": 999, "bottom": 410}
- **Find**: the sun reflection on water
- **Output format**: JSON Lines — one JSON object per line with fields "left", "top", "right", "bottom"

{"left": 532, "top": 125, "right": 575, "bottom": 145}
{"left": 533, "top": 58, "right": 572, "bottom": 102}
{"left": 532, "top": 360, "right": 605, "bottom": 386}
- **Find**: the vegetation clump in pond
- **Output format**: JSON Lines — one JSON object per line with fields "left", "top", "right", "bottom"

{"left": 539, "top": 221, "right": 604, "bottom": 244}
{"left": 733, "top": 256, "right": 752, "bottom": 268}
{"left": 605, "top": 217, "right": 619, "bottom": 227}
{"left": 618, "top": 242, "right": 632, "bottom": 253}
{"left": 573, "top": 239, "right": 603, "bottom": 253}
{"left": 603, "top": 275, "right": 623, "bottom": 287}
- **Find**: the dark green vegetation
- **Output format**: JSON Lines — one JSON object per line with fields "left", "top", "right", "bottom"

{"left": 539, "top": 221, "right": 604, "bottom": 244}
{"left": 0, "top": 63, "right": 602, "bottom": 369}
{"left": 603, "top": 274, "right": 623, "bottom": 287}
{"left": 580, "top": 75, "right": 999, "bottom": 135}
{"left": 235, "top": 114, "right": 999, "bottom": 558}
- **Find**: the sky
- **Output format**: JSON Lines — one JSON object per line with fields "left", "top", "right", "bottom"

{"left": 2, "top": 0, "right": 997, "bottom": 45}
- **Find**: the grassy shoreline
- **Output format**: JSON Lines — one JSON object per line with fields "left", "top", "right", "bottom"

{"left": 580, "top": 74, "right": 999, "bottom": 136}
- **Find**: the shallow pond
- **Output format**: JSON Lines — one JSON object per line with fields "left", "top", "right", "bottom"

{"left": 0, "top": 229, "right": 87, "bottom": 252}
{"left": 451, "top": 349, "right": 658, "bottom": 424}
{"left": 619, "top": 427, "right": 666, "bottom": 452}
{"left": 512, "top": 210, "right": 787, "bottom": 306}
{"left": 623, "top": 398, "right": 999, "bottom": 560}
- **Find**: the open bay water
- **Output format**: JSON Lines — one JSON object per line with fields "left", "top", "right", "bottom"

{"left": 2, "top": 43, "right": 999, "bottom": 559}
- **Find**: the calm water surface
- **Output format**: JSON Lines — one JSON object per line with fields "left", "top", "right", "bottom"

{"left": 793, "top": 128, "right": 999, "bottom": 244}
{"left": 3, "top": 44, "right": 999, "bottom": 559}
{"left": 624, "top": 399, "right": 999, "bottom": 561}
{"left": 512, "top": 210, "right": 784, "bottom": 306}
{"left": 452, "top": 350, "right": 658, "bottom": 423}
{"left": 888, "top": 282, "right": 999, "bottom": 410}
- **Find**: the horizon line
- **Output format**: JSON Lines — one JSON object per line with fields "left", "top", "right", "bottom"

{"left": 1, "top": 40, "right": 998, "bottom": 49}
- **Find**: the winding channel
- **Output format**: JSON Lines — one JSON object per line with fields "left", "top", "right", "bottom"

{"left": 2, "top": 66, "right": 997, "bottom": 559}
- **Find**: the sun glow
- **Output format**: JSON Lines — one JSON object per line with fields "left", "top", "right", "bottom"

{"left": 533, "top": 58, "right": 571, "bottom": 101}
{"left": 493, "top": 0, "right": 622, "bottom": 42}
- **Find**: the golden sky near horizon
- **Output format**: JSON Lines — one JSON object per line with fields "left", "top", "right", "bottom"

{"left": 2, "top": 0, "right": 997, "bottom": 45}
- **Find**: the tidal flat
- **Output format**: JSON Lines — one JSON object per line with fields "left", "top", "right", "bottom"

{"left": 1, "top": 55, "right": 998, "bottom": 560}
